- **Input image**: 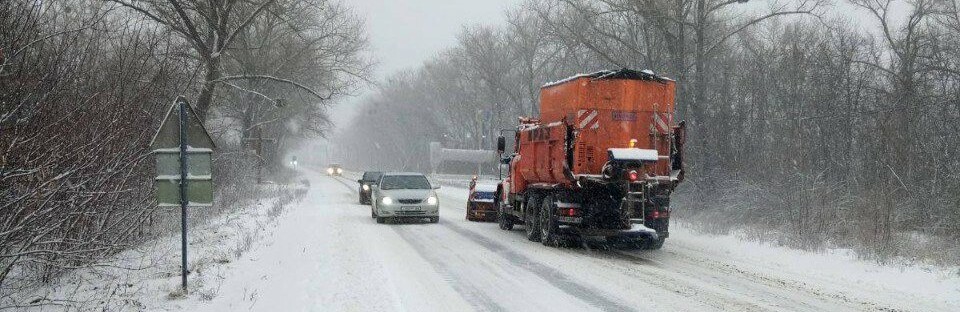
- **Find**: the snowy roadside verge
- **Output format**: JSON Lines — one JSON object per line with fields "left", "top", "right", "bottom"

{"left": 665, "top": 221, "right": 960, "bottom": 309}
{"left": 8, "top": 183, "right": 308, "bottom": 311}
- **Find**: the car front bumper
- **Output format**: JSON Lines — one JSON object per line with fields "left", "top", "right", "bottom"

{"left": 377, "top": 205, "right": 439, "bottom": 217}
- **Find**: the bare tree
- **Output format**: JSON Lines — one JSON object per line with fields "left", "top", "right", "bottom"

{"left": 1, "top": 0, "right": 370, "bottom": 308}
{"left": 105, "top": 0, "right": 348, "bottom": 121}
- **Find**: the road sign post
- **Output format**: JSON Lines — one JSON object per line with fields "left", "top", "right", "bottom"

{"left": 150, "top": 97, "right": 216, "bottom": 293}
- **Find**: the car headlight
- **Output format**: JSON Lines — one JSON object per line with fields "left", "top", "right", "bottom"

{"left": 362, "top": 184, "right": 369, "bottom": 191}
{"left": 381, "top": 197, "right": 393, "bottom": 205}
{"left": 327, "top": 168, "right": 334, "bottom": 174}
{"left": 426, "top": 196, "right": 437, "bottom": 205}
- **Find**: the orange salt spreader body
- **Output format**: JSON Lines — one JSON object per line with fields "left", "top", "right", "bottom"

{"left": 494, "top": 69, "right": 685, "bottom": 249}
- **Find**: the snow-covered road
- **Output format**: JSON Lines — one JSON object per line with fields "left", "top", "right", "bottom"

{"left": 192, "top": 171, "right": 960, "bottom": 312}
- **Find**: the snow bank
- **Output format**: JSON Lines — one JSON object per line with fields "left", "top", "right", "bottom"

{"left": 10, "top": 184, "right": 307, "bottom": 311}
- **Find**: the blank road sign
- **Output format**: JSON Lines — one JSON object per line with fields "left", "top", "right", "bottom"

{"left": 156, "top": 179, "right": 214, "bottom": 206}
{"left": 155, "top": 151, "right": 212, "bottom": 177}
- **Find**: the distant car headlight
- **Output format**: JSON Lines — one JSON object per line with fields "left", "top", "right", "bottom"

{"left": 381, "top": 197, "right": 393, "bottom": 205}
{"left": 336, "top": 168, "right": 343, "bottom": 174}
{"left": 362, "top": 184, "right": 370, "bottom": 191}
{"left": 327, "top": 168, "right": 334, "bottom": 174}
{"left": 426, "top": 196, "right": 437, "bottom": 205}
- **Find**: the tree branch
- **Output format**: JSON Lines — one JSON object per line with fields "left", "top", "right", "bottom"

{"left": 221, "top": 0, "right": 278, "bottom": 52}
{"left": 166, "top": 0, "right": 211, "bottom": 55}
{"left": 214, "top": 74, "right": 331, "bottom": 101}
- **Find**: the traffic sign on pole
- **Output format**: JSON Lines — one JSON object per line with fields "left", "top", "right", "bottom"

{"left": 149, "top": 97, "right": 216, "bottom": 292}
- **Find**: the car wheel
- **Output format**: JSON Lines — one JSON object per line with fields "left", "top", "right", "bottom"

{"left": 524, "top": 194, "right": 542, "bottom": 242}
{"left": 429, "top": 216, "right": 439, "bottom": 223}
{"left": 376, "top": 217, "right": 385, "bottom": 224}
{"left": 540, "top": 194, "right": 560, "bottom": 247}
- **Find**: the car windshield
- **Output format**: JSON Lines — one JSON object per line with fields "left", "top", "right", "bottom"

{"left": 362, "top": 172, "right": 382, "bottom": 181}
{"left": 380, "top": 175, "right": 431, "bottom": 190}
{"left": 473, "top": 191, "right": 495, "bottom": 200}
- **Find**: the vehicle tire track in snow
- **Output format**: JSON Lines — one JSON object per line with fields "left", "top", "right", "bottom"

{"left": 434, "top": 190, "right": 862, "bottom": 311}
{"left": 338, "top": 174, "right": 872, "bottom": 311}
{"left": 329, "top": 175, "right": 508, "bottom": 311}
{"left": 392, "top": 225, "right": 507, "bottom": 312}
{"left": 430, "top": 193, "right": 771, "bottom": 311}
{"left": 330, "top": 175, "right": 361, "bottom": 193}
{"left": 439, "top": 221, "right": 634, "bottom": 312}
{"left": 334, "top": 175, "right": 631, "bottom": 311}
{"left": 613, "top": 247, "right": 905, "bottom": 311}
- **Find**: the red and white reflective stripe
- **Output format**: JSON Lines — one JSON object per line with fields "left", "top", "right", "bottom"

{"left": 653, "top": 112, "right": 671, "bottom": 133}
{"left": 577, "top": 109, "right": 600, "bottom": 130}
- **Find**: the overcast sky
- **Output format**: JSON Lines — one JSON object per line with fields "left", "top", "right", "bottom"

{"left": 327, "top": 0, "right": 524, "bottom": 126}
{"left": 349, "top": 0, "right": 524, "bottom": 74}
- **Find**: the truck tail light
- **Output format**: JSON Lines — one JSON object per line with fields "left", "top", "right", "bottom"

{"left": 627, "top": 170, "right": 639, "bottom": 181}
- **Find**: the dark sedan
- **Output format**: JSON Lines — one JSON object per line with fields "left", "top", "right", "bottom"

{"left": 357, "top": 171, "right": 382, "bottom": 205}
{"left": 466, "top": 182, "right": 498, "bottom": 222}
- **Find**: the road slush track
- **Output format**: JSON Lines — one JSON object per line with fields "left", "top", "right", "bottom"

{"left": 427, "top": 180, "right": 960, "bottom": 312}
{"left": 199, "top": 171, "right": 956, "bottom": 312}
{"left": 329, "top": 174, "right": 859, "bottom": 312}
{"left": 329, "top": 174, "right": 616, "bottom": 311}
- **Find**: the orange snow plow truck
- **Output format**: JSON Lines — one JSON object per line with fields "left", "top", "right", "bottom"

{"left": 495, "top": 69, "right": 685, "bottom": 249}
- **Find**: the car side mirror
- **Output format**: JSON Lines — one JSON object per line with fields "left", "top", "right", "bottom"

{"left": 497, "top": 136, "right": 505, "bottom": 154}
{"left": 357, "top": 179, "right": 363, "bottom": 183}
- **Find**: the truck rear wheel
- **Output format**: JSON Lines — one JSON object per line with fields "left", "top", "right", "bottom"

{"left": 540, "top": 195, "right": 561, "bottom": 247}
{"left": 497, "top": 199, "right": 514, "bottom": 230}
{"left": 524, "top": 194, "right": 542, "bottom": 242}
{"left": 646, "top": 237, "right": 665, "bottom": 250}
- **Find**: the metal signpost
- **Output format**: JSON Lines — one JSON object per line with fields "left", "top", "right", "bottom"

{"left": 150, "top": 97, "right": 215, "bottom": 292}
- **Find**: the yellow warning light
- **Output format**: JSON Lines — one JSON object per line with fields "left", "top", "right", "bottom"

{"left": 629, "top": 139, "right": 638, "bottom": 148}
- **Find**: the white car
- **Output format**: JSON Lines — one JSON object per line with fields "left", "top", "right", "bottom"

{"left": 371, "top": 172, "right": 440, "bottom": 224}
